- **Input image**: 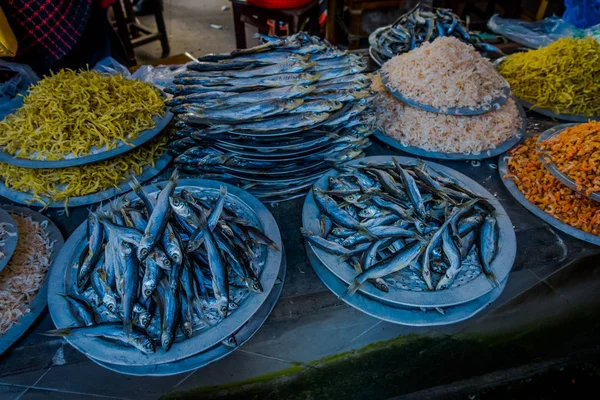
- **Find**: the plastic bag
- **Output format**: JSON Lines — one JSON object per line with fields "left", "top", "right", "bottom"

{"left": 487, "top": 15, "right": 583, "bottom": 48}
{"left": 0, "top": 59, "right": 39, "bottom": 119}
{"left": 564, "top": 0, "right": 600, "bottom": 29}
{"left": 93, "top": 57, "right": 188, "bottom": 89}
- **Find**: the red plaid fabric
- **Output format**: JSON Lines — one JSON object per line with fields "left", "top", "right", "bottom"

{"left": 0, "top": 0, "right": 92, "bottom": 70}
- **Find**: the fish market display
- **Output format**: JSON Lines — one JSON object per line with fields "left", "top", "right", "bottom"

{"left": 538, "top": 122, "right": 600, "bottom": 196}
{"left": 498, "top": 38, "right": 600, "bottom": 117}
{"left": 381, "top": 36, "right": 508, "bottom": 112}
{"left": 0, "top": 135, "right": 168, "bottom": 208}
{"left": 505, "top": 136, "right": 600, "bottom": 236}
{"left": 305, "top": 158, "right": 504, "bottom": 298}
{"left": 45, "top": 172, "right": 280, "bottom": 354}
{"left": 0, "top": 70, "right": 165, "bottom": 161}
{"left": 369, "top": 5, "right": 502, "bottom": 65}
{"left": 165, "top": 33, "right": 374, "bottom": 202}
{"left": 0, "top": 213, "right": 55, "bottom": 336}
{"left": 372, "top": 73, "right": 522, "bottom": 155}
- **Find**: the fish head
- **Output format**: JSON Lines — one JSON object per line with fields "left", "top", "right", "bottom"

{"left": 135, "top": 337, "right": 156, "bottom": 354}
{"left": 222, "top": 336, "right": 237, "bottom": 348}
{"left": 285, "top": 98, "right": 304, "bottom": 109}
{"left": 135, "top": 238, "right": 151, "bottom": 260}
{"left": 216, "top": 296, "right": 229, "bottom": 318}
{"left": 142, "top": 280, "right": 156, "bottom": 299}
{"left": 344, "top": 194, "right": 361, "bottom": 203}
{"left": 248, "top": 277, "right": 263, "bottom": 293}
{"left": 415, "top": 221, "right": 426, "bottom": 234}
{"left": 161, "top": 331, "right": 174, "bottom": 351}
{"left": 138, "top": 311, "right": 151, "bottom": 328}
{"left": 168, "top": 196, "right": 186, "bottom": 215}
{"left": 152, "top": 250, "right": 172, "bottom": 270}
{"left": 359, "top": 206, "right": 377, "bottom": 218}
{"left": 182, "top": 322, "right": 193, "bottom": 338}
{"left": 198, "top": 154, "right": 226, "bottom": 167}
{"left": 103, "top": 295, "right": 117, "bottom": 314}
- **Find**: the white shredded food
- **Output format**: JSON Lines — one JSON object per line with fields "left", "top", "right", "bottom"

{"left": 0, "top": 214, "right": 54, "bottom": 336}
{"left": 372, "top": 74, "right": 522, "bottom": 154}
{"left": 381, "top": 36, "right": 508, "bottom": 110}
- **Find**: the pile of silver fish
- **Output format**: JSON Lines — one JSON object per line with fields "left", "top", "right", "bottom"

{"left": 165, "top": 32, "right": 374, "bottom": 203}
{"left": 303, "top": 159, "right": 499, "bottom": 299}
{"left": 45, "top": 172, "right": 279, "bottom": 353}
{"left": 369, "top": 5, "right": 502, "bottom": 65}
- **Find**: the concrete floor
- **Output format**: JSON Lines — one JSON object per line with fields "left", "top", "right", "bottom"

{"left": 135, "top": 0, "right": 258, "bottom": 64}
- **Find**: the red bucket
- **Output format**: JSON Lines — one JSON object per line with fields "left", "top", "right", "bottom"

{"left": 247, "top": 0, "right": 313, "bottom": 9}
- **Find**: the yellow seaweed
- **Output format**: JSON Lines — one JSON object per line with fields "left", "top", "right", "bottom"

{"left": 498, "top": 37, "right": 600, "bottom": 116}
{"left": 0, "top": 70, "right": 165, "bottom": 160}
{"left": 0, "top": 135, "right": 168, "bottom": 207}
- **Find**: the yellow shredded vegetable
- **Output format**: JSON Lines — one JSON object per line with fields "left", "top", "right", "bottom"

{"left": 0, "top": 70, "right": 165, "bottom": 160}
{"left": 0, "top": 135, "right": 168, "bottom": 207}
{"left": 498, "top": 37, "right": 600, "bottom": 116}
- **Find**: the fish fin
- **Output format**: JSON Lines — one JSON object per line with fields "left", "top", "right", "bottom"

{"left": 40, "top": 328, "right": 73, "bottom": 337}
{"left": 124, "top": 320, "right": 133, "bottom": 335}
{"left": 345, "top": 280, "right": 361, "bottom": 296}
{"left": 267, "top": 240, "right": 280, "bottom": 252}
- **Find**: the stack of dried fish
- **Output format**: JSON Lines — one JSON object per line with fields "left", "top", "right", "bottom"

{"left": 165, "top": 33, "right": 374, "bottom": 203}
{"left": 45, "top": 172, "right": 279, "bottom": 353}
{"left": 303, "top": 159, "right": 500, "bottom": 297}
{"left": 369, "top": 5, "right": 502, "bottom": 65}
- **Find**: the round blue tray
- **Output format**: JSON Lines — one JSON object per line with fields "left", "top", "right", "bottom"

{"left": 0, "top": 206, "right": 64, "bottom": 356}
{"left": 498, "top": 154, "right": 600, "bottom": 246}
{"left": 380, "top": 72, "right": 511, "bottom": 116}
{"left": 0, "top": 207, "right": 18, "bottom": 273}
{"left": 47, "top": 178, "right": 283, "bottom": 367}
{"left": 0, "top": 110, "right": 173, "bottom": 169}
{"left": 374, "top": 100, "right": 527, "bottom": 160}
{"left": 493, "top": 57, "right": 600, "bottom": 122}
{"left": 536, "top": 123, "right": 600, "bottom": 202}
{"left": 0, "top": 152, "right": 172, "bottom": 208}
{"left": 307, "top": 244, "right": 507, "bottom": 327}
{"left": 88, "top": 247, "right": 286, "bottom": 376}
{"left": 302, "top": 155, "right": 517, "bottom": 308}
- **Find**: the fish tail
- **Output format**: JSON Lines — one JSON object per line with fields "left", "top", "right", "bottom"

{"left": 219, "top": 185, "right": 227, "bottom": 196}
{"left": 170, "top": 169, "right": 180, "bottom": 184}
{"left": 128, "top": 175, "right": 143, "bottom": 194}
{"left": 40, "top": 328, "right": 73, "bottom": 337}
{"left": 345, "top": 279, "right": 362, "bottom": 296}
{"left": 484, "top": 271, "right": 500, "bottom": 288}
{"left": 300, "top": 227, "right": 312, "bottom": 237}
{"left": 267, "top": 240, "right": 281, "bottom": 252}
{"left": 360, "top": 227, "right": 379, "bottom": 241}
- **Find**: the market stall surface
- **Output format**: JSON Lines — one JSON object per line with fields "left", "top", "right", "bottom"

{"left": 0, "top": 112, "right": 599, "bottom": 399}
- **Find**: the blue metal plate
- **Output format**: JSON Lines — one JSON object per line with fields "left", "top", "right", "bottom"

{"left": 88, "top": 247, "right": 287, "bottom": 376}
{"left": 302, "top": 155, "right": 517, "bottom": 308}
{"left": 373, "top": 100, "right": 527, "bottom": 160}
{"left": 536, "top": 123, "right": 600, "bottom": 202}
{"left": 380, "top": 72, "right": 511, "bottom": 116}
{"left": 307, "top": 244, "right": 507, "bottom": 327}
{"left": 0, "top": 111, "right": 173, "bottom": 169}
{"left": 0, "top": 207, "right": 18, "bottom": 273}
{"left": 0, "top": 152, "right": 172, "bottom": 208}
{"left": 0, "top": 206, "right": 64, "bottom": 356}
{"left": 498, "top": 154, "right": 600, "bottom": 246}
{"left": 47, "top": 179, "right": 283, "bottom": 367}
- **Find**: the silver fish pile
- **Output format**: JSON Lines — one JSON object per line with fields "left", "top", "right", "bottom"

{"left": 369, "top": 5, "right": 502, "bottom": 65}
{"left": 44, "top": 171, "right": 279, "bottom": 353}
{"left": 304, "top": 158, "right": 500, "bottom": 301}
{"left": 165, "top": 32, "right": 375, "bottom": 203}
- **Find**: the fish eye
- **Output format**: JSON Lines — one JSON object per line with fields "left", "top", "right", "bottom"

{"left": 163, "top": 258, "right": 171, "bottom": 266}
{"left": 146, "top": 342, "right": 153, "bottom": 349}
{"left": 144, "top": 289, "right": 152, "bottom": 296}
{"left": 173, "top": 198, "right": 181, "bottom": 206}
{"left": 140, "top": 248, "right": 149, "bottom": 256}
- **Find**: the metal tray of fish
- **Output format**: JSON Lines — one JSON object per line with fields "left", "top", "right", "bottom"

{"left": 88, "top": 248, "right": 286, "bottom": 376}
{"left": 493, "top": 57, "right": 600, "bottom": 122}
{"left": 47, "top": 178, "right": 283, "bottom": 367}
{"left": 0, "top": 111, "right": 173, "bottom": 169}
{"left": 0, "top": 207, "right": 18, "bottom": 273}
{"left": 302, "top": 155, "right": 517, "bottom": 308}
{"left": 498, "top": 155, "right": 600, "bottom": 246}
{"left": 307, "top": 244, "right": 507, "bottom": 326}
{"left": 536, "top": 123, "right": 600, "bottom": 202}
{"left": 213, "top": 142, "right": 333, "bottom": 159}
{"left": 0, "top": 152, "right": 173, "bottom": 209}
{"left": 0, "top": 206, "right": 64, "bottom": 356}
{"left": 380, "top": 73, "right": 511, "bottom": 116}
{"left": 372, "top": 101, "right": 527, "bottom": 160}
